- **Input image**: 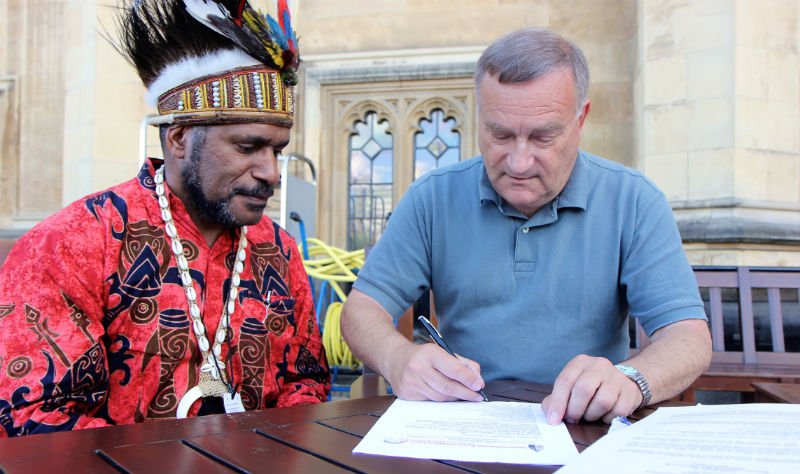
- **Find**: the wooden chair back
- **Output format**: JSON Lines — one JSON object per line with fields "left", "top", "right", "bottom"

{"left": 695, "top": 266, "right": 800, "bottom": 366}
{"left": 634, "top": 266, "right": 800, "bottom": 367}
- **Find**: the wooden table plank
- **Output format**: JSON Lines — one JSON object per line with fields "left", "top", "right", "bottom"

{"left": 258, "top": 421, "right": 469, "bottom": 473}
{"left": 0, "top": 397, "right": 394, "bottom": 465}
{"left": 252, "top": 396, "right": 395, "bottom": 425}
{"left": 318, "top": 413, "right": 380, "bottom": 437}
{"left": 488, "top": 388, "right": 548, "bottom": 403}
{"left": 100, "top": 439, "right": 234, "bottom": 473}
{"left": 0, "top": 453, "right": 121, "bottom": 474}
{"left": 186, "top": 430, "right": 351, "bottom": 473}
{"left": 484, "top": 380, "right": 553, "bottom": 398}
{"left": 0, "top": 413, "right": 260, "bottom": 463}
{"left": 564, "top": 423, "right": 608, "bottom": 448}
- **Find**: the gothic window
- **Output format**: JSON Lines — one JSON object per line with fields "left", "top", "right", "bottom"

{"left": 413, "top": 109, "right": 461, "bottom": 180}
{"left": 348, "top": 112, "right": 394, "bottom": 249}
{"left": 316, "top": 76, "right": 475, "bottom": 249}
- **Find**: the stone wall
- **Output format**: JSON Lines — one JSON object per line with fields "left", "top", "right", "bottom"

{"left": 0, "top": 0, "right": 797, "bottom": 265}
{"left": 636, "top": 0, "right": 800, "bottom": 265}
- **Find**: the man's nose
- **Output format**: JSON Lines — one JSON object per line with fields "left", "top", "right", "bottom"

{"left": 507, "top": 139, "right": 534, "bottom": 174}
{"left": 252, "top": 149, "right": 281, "bottom": 185}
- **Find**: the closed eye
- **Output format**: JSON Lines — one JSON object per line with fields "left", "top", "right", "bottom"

{"left": 237, "top": 144, "right": 257, "bottom": 154}
{"left": 491, "top": 132, "right": 514, "bottom": 141}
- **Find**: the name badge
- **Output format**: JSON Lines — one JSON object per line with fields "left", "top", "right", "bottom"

{"left": 223, "top": 392, "right": 246, "bottom": 414}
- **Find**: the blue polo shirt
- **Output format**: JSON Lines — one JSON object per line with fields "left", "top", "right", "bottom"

{"left": 353, "top": 151, "right": 707, "bottom": 383}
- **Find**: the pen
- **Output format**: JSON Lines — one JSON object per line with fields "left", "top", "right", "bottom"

{"left": 417, "top": 315, "right": 489, "bottom": 402}
{"left": 609, "top": 416, "right": 632, "bottom": 432}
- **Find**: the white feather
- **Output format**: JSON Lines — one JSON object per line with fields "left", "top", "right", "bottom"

{"left": 146, "top": 49, "right": 260, "bottom": 106}
{"left": 182, "top": 0, "right": 231, "bottom": 38}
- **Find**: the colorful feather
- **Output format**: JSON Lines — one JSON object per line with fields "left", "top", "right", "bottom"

{"left": 266, "top": 14, "right": 289, "bottom": 51}
{"left": 233, "top": 0, "right": 246, "bottom": 26}
{"left": 277, "top": 0, "right": 297, "bottom": 56}
{"left": 181, "top": 0, "right": 299, "bottom": 84}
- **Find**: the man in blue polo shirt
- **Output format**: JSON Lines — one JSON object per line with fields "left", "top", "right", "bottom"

{"left": 341, "top": 28, "right": 711, "bottom": 425}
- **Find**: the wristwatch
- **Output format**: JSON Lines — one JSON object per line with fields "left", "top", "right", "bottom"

{"left": 615, "top": 364, "right": 652, "bottom": 409}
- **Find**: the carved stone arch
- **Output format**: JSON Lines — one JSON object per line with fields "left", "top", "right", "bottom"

{"left": 339, "top": 100, "right": 397, "bottom": 136}
{"left": 406, "top": 97, "right": 467, "bottom": 136}
{"left": 314, "top": 77, "right": 476, "bottom": 249}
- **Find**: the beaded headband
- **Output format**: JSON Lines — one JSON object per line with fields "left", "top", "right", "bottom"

{"left": 150, "top": 65, "right": 294, "bottom": 127}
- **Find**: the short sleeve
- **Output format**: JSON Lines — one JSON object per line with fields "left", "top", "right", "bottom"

{"left": 621, "top": 190, "right": 707, "bottom": 335}
{"left": 353, "top": 186, "right": 432, "bottom": 322}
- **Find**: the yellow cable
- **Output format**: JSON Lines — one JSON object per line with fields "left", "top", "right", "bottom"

{"left": 300, "top": 238, "right": 363, "bottom": 369}
{"left": 322, "top": 302, "right": 361, "bottom": 369}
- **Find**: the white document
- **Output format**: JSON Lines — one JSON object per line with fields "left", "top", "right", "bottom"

{"left": 557, "top": 403, "right": 800, "bottom": 474}
{"left": 353, "top": 399, "right": 579, "bottom": 465}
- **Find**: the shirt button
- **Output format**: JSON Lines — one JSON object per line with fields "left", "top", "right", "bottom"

{"left": 522, "top": 227, "right": 530, "bottom": 233}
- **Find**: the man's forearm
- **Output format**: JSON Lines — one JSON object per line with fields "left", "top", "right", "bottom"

{"left": 340, "top": 289, "right": 414, "bottom": 378}
{"left": 626, "top": 318, "right": 712, "bottom": 404}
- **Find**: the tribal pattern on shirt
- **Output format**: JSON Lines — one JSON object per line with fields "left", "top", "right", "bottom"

{"left": 0, "top": 159, "right": 329, "bottom": 436}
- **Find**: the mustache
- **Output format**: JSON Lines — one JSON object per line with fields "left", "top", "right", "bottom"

{"left": 232, "top": 182, "right": 274, "bottom": 200}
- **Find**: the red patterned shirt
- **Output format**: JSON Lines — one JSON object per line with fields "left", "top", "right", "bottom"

{"left": 0, "top": 159, "right": 329, "bottom": 436}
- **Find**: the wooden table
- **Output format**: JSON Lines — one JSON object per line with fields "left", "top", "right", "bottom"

{"left": 752, "top": 381, "right": 800, "bottom": 403}
{"left": 0, "top": 378, "right": 677, "bottom": 474}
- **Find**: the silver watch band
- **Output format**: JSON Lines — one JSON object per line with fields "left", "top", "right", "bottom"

{"left": 614, "top": 364, "right": 652, "bottom": 409}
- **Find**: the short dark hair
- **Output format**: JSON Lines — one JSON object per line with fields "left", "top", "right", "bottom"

{"left": 475, "top": 28, "right": 590, "bottom": 114}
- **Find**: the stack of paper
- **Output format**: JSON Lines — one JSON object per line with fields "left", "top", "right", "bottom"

{"left": 353, "top": 399, "right": 579, "bottom": 465}
{"left": 557, "top": 404, "right": 800, "bottom": 474}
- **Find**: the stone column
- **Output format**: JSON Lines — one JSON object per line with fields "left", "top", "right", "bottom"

{"left": 637, "top": 0, "right": 800, "bottom": 266}
{"left": 0, "top": 0, "right": 66, "bottom": 235}
{"left": 62, "top": 1, "right": 151, "bottom": 205}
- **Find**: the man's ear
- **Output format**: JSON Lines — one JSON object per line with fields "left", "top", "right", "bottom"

{"left": 163, "top": 125, "right": 190, "bottom": 160}
{"left": 577, "top": 100, "right": 591, "bottom": 129}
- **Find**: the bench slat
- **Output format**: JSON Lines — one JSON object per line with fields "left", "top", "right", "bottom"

{"left": 694, "top": 270, "right": 738, "bottom": 288}
{"left": 767, "top": 288, "right": 785, "bottom": 353}
{"left": 749, "top": 271, "right": 800, "bottom": 289}
{"left": 709, "top": 287, "right": 725, "bottom": 352}
{"left": 737, "top": 267, "right": 758, "bottom": 364}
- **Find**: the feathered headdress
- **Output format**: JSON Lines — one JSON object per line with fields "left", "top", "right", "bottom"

{"left": 117, "top": 0, "right": 300, "bottom": 127}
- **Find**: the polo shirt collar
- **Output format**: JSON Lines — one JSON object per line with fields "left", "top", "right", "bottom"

{"left": 478, "top": 161, "right": 499, "bottom": 205}
{"left": 556, "top": 150, "right": 589, "bottom": 211}
{"left": 478, "top": 150, "right": 590, "bottom": 214}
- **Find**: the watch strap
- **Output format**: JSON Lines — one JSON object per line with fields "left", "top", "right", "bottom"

{"left": 614, "top": 364, "right": 652, "bottom": 409}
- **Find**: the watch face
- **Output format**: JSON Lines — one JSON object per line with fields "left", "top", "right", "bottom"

{"left": 616, "top": 364, "right": 636, "bottom": 376}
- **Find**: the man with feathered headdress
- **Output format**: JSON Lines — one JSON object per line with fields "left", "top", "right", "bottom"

{"left": 0, "top": 0, "right": 329, "bottom": 436}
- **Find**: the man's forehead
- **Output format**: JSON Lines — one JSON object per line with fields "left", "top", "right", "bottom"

{"left": 207, "top": 122, "right": 291, "bottom": 140}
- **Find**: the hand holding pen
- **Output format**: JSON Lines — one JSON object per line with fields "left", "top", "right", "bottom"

{"left": 418, "top": 315, "right": 489, "bottom": 402}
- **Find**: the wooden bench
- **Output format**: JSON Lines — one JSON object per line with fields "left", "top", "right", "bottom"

{"left": 637, "top": 266, "right": 800, "bottom": 403}
{"left": 752, "top": 382, "right": 800, "bottom": 403}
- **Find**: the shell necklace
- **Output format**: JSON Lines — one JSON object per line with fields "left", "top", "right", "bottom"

{"left": 153, "top": 166, "right": 247, "bottom": 417}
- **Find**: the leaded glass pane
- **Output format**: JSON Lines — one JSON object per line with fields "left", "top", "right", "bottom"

{"left": 414, "top": 109, "right": 461, "bottom": 180}
{"left": 350, "top": 150, "right": 371, "bottom": 183}
{"left": 348, "top": 112, "right": 394, "bottom": 249}
{"left": 372, "top": 149, "right": 393, "bottom": 183}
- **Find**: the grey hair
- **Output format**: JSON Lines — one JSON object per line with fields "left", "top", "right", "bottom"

{"left": 475, "top": 28, "right": 590, "bottom": 115}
